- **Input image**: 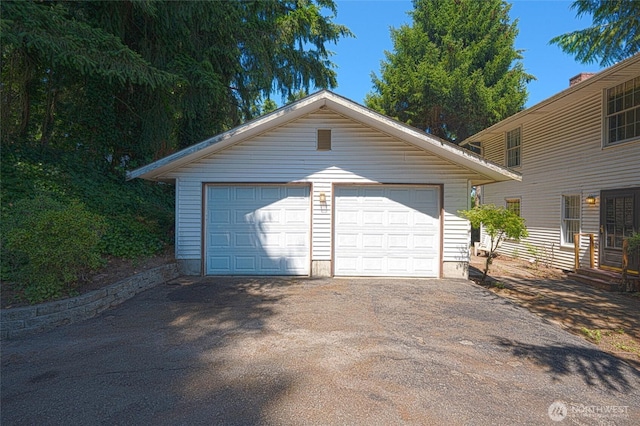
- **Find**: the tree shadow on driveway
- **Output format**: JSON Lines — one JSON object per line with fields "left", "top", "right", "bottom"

{"left": 159, "top": 276, "right": 301, "bottom": 423}
{"left": 494, "top": 336, "right": 640, "bottom": 393}
{"left": 1, "top": 276, "right": 300, "bottom": 425}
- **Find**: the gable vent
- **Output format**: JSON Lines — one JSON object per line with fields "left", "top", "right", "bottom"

{"left": 317, "top": 129, "right": 332, "bottom": 151}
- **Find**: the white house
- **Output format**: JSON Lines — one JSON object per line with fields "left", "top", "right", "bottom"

{"left": 128, "top": 90, "right": 519, "bottom": 278}
{"left": 461, "top": 54, "right": 640, "bottom": 278}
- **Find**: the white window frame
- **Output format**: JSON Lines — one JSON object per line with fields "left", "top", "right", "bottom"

{"left": 561, "top": 194, "right": 581, "bottom": 246}
{"left": 603, "top": 76, "right": 640, "bottom": 146}
{"left": 505, "top": 127, "right": 521, "bottom": 167}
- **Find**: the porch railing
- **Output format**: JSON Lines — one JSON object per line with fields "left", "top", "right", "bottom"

{"left": 574, "top": 233, "right": 595, "bottom": 270}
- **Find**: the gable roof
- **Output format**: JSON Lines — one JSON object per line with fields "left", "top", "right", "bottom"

{"left": 460, "top": 53, "right": 640, "bottom": 144}
{"left": 127, "top": 90, "right": 520, "bottom": 185}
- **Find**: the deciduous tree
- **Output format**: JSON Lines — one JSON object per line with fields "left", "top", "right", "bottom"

{"left": 459, "top": 204, "right": 528, "bottom": 283}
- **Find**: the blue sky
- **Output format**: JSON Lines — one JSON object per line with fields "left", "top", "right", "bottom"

{"left": 328, "top": 0, "right": 604, "bottom": 108}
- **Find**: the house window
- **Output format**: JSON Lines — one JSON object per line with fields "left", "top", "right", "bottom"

{"left": 562, "top": 195, "right": 581, "bottom": 245}
{"left": 506, "top": 128, "right": 521, "bottom": 167}
{"left": 605, "top": 76, "right": 640, "bottom": 146}
{"left": 604, "top": 195, "right": 634, "bottom": 249}
{"left": 317, "top": 129, "right": 332, "bottom": 150}
{"left": 466, "top": 141, "right": 483, "bottom": 156}
{"left": 506, "top": 198, "right": 521, "bottom": 216}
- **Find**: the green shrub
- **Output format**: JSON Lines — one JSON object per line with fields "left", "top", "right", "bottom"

{"left": 627, "top": 233, "right": 640, "bottom": 251}
{"left": 99, "top": 217, "right": 166, "bottom": 258}
{"left": 3, "top": 194, "right": 106, "bottom": 303}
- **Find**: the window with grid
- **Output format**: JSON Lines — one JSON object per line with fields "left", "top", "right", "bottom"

{"left": 562, "top": 195, "right": 580, "bottom": 245}
{"left": 506, "top": 199, "right": 521, "bottom": 216}
{"left": 604, "top": 195, "right": 634, "bottom": 249}
{"left": 605, "top": 76, "right": 640, "bottom": 146}
{"left": 506, "top": 128, "right": 521, "bottom": 167}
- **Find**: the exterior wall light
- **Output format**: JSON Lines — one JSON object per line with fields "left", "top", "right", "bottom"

{"left": 585, "top": 195, "right": 597, "bottom": 205}
{"left": 319, "top": 192, "right": 326, "bottom": 204}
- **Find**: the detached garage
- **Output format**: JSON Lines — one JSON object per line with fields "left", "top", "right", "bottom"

{"left": 128, "top": 91, "right": 519, "bottom": 279}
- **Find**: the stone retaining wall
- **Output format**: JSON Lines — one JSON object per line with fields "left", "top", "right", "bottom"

{"left": 1, "top": 263, "right": 179, "bottom": 340}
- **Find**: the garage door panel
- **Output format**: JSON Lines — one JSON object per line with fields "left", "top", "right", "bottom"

{"left": 335, "top": 256, "right": 358, "bottom": 272}
{"left": 388, "top": 211, "right": 410, "bottom": 225}
{"left": 337, "top": 233, "right": 358, "bottom": 248}
{"left": 335, "top": 185, "right": 440, "bottom": 277}
{"left": 210, "top": 187, "right": 231, "bottom": 200}
{"left": 260, "top": 187, "right": 281, "bottom": 200}
{"left": 206, "top": 185, "right": 310, "bottom": 275}
{"left": 235, "top": 187, "right": 255, "bottom": 200}
{"left": 362, "top": 257, "right": 384, "bottom": 271}
{"left": 286, "top": 187, "right": 309, "bottom": 198}
{"left": 260, "top": 257, "right": 281, "bottom": 271}
{"left": 209, "top": 257, "right": 231, "bottom": 271}
{"left": 235, "top": 257, "right": 256, "bottom": 271}
{"left": 336, "top": 210, "right": 359, "bottom": 225}
{"left": 362, "top": 210, "right": 384, "bottom": 225}
{"left": 285, "top": 209, "right": 307, "bottom": 224}
{"left": 413, "top": 234, "right": 436, "bottom": 249}
{"left": 210, "top": 233, "right": 231, "bottom": 247}
{"left": 387, "top": 234, "right": 409, "bottom": 249}
{"left": 387, "top": 188, "right": 411, "bottom": 203}
{"left": 234, "top": 233, "right": 255, "bottom": 248}
{"left": 285, "top": 233, "right": 308, "bottom": 247}
{"left": 387, "top": 257, "right": 409, "bottom": 272}
{"left": 362, "top": 234, "right": 384, "bottom": 248}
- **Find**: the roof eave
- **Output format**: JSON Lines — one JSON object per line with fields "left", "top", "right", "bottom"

{"left": 128, "top": 90, "right": 520, "bottom": 185}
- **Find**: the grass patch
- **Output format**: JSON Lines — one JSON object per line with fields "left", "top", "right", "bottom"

{"left": 580, "top": 327, "right": 602, "bottom": 344}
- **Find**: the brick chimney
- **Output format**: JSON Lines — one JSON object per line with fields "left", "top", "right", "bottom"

{"left": 569, "top": 72, "right": 596, "bottom": 86}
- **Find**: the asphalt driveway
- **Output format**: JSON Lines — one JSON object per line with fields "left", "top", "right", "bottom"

{"left": 2, "top": 277, "right": 639, "bottom": 425}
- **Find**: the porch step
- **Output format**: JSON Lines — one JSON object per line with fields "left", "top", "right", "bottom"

{"left": 568, "top": 272, "right": 620, "bottom": 291}
{"left": 568, "top": 268, "right": 640, "bottom": 292}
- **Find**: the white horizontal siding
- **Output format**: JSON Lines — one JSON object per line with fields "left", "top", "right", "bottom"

{"left": 480, "top": 84, "right": 640, "bottom": 271}
{"left": 169, "top": 109, "right": 476, "bottom": 266}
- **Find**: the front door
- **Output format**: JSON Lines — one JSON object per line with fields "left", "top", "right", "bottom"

{"left": 600, "top": 187, "right": 640, "bottom": 274}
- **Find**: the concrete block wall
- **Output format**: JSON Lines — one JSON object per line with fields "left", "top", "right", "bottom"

{"left": 1, "top": 263, "right": 179, "bottom": 340}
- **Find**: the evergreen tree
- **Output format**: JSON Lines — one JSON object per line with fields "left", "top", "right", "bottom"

{"left": 550, "top": 0, "right": 640, "bottom": 67}
{"left": 1, "top": 0, "right": 351, "bottom": 166}
{"left": 366, "top": 0, "right": 533, "bottom": 143}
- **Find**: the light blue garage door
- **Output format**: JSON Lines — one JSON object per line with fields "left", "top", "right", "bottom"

{"left": 205, "top": 185, "right": 310, "bottom": 275}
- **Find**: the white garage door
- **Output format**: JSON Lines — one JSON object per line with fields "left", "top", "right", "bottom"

{"left": 334, "top": 185, "right": 440, "bottom": 277}
{"left": 205, "top": 185, "right": 310, "bottom": 275}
